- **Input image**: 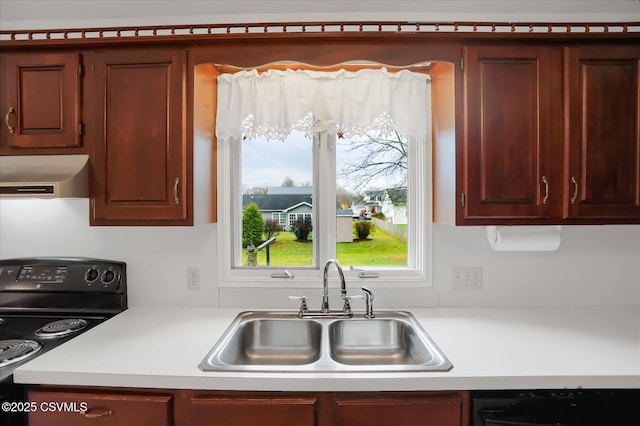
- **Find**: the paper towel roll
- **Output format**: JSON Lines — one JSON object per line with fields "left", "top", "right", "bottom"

{"left": 486, "top": 225, "right": 562, "bottom": 251}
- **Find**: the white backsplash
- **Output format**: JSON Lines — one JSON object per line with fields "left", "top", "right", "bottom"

{"left": 1, "top": 198, "right": 638, "bottom": 308}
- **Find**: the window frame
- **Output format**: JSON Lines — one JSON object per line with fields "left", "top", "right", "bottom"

{"left": 217, "top": 126, "right": 433, "bottom": 289}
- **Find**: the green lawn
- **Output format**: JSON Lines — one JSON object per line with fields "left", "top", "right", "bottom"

{"left": 243, "top": 225, "right": 407, "bottom": 267}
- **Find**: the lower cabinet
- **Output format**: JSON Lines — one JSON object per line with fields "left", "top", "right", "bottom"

{"left": 334, "top": 393, "right": 465, "bottom": 426}
{"left": 28, "top": 387, "right": 469, "bottom": 426}
{"left": 189, "top": 393, "right": 318, "bottom": 426}
{"left": 28, "top": 388, "right": 174, "bottom": 426}
{"left": 187, "top": 390, "right": 468, "bottom": 426}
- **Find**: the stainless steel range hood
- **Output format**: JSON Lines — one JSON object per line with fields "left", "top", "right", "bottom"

{"left": 0, "top": 154, "right": 89, "bottom": 198}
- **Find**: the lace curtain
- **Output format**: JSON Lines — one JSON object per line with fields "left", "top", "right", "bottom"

{"left": 215, "top": 68, "right": 431, "bottom": 141}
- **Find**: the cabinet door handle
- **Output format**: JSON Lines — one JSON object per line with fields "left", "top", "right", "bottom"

{"left": 570, "top": 176, "right": 578, "bottom": 205}
{"left": 541, "top": 176, "right": 549, "bottom": 205}
{"left": 5, "top": 107, "right": 15, "bottom": 133}
{"left": 173, "top": 177, "right": 180, "bottom": 205}
{"left": 80, "top": 408, "right": 114, "bottom": 418}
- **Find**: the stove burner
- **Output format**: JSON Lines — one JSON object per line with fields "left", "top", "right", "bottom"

{"left": 35, "top": 318, "right": 88, "bottom": 338}
{"left": 0, "top": 339, "right": 42, "bottom": 367}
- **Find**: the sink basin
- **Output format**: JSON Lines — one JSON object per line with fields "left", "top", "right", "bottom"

{"left": 199, "top": 311, "right": 452, "bottom": 372}
{"left": 329, "top": 319, "right": 433, "bottom": 365}
{"left": 218, "top": 318, "right": 322, "bottom": 365}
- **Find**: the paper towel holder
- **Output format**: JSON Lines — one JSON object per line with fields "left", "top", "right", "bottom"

{"left": 486, "top": 225, "right": 562, "bottom": 252}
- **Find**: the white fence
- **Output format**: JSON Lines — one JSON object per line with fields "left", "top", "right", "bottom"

{"left": 371, "top": 217, "right": 407, "bottom": 241}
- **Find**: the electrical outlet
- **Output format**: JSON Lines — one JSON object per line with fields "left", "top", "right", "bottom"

{"left": 187, "top": 267, "right": 200, "bottom": 290}
{"left": 452, "top": 266, "right": 483, "bottom": 290}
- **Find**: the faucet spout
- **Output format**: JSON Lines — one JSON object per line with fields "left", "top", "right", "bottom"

{"left": 322, "top": 259, "right": 346, "bottom": 312}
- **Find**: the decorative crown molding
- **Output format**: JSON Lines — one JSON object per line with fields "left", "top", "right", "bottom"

{"left": 1, "top": 20, "right": 639, "bottom": 45}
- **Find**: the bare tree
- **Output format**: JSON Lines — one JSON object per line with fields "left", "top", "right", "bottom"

{"left": 338, "top": 130, "right": 407, "bottom": 191}
{"left": 336, "top": 186, "right": 354, "bottom": 209}
{"left": 244, "top": 186, "right": 268, "bottom": 195}
{"left": 281, "top": 176, "right": 295, "bottom": 187}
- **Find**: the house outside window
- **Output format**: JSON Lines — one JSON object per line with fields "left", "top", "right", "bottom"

{"left": 288, "top": 212, "right": 312, "bottom": 228}
{"left": 271, "top": 212, "right": 287, "bottom": 226}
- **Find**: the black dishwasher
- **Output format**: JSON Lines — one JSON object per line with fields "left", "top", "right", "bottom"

{"left": 472, "top": 389, "right": 640, "bottom": 426}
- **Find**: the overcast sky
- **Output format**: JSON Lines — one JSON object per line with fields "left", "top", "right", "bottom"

{"left": 242, "top": 131, "right": 312, "bottom": 191}
{"left": 242, "top": 130, "right": 405, "bottom": 194}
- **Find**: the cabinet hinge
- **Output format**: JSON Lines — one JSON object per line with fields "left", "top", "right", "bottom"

{"left": 460, "top": 56, "right": 464, "bottom": 71}
{"left": 78, "top": 63, "right": 84, "bottom": 78}
{"left": 460, "top": 192, "right": 465, "bottom": 208}
{"left": 78, "top": 122, "right": 85, "bottom": 137}
{"left": 91, "top": 64, "right": 95, "bottom": 76}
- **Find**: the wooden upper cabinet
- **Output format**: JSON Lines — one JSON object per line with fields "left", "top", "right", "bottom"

{"left": 1, "top": 52, "right": 82, "bottom": 151}
{"left": 90, "top": 49, "right": 190, "bottom": 225}
{"left": 462, "top": 45, "right": 563, "bottom": 224}
{"left": 565, "top": 45, "right": 640, "bottom": 221}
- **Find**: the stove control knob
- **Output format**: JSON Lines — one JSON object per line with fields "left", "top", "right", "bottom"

{"left": 85, "top": 268, "right": 100, "bottom": 283}
{"left": 101, "top": 270, "right": 116, "bottom": 284}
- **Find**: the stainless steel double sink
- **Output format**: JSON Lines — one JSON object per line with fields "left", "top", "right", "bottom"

{"left": 198, "top": 311, "right": 452, "bottom": 372}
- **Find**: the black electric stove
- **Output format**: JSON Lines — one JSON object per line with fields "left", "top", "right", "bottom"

{"left": 0, "top": 257, "right": 127, "bottom": 425}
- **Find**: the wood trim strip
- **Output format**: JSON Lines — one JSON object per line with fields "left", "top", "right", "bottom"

{"left": 1, "top": 20, "right": 639, "bottom": 44}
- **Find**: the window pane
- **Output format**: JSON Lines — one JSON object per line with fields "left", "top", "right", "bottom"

{"left": 336, "top": 132, "right": 408, "bottom": 267}
{"left": 240, "top": 131, "right": 314, "bottom": 267}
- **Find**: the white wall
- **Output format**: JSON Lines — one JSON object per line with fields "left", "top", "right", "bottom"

{"left": 1, "top": 0, "right": 640, "bottom": 309}
{"left": 1, "top": 197, "right": 639, "bottom": 308}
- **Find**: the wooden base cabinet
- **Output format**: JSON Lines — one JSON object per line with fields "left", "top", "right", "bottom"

{"left": 28, "top": 389, "right": 174, "bottom": 426}
{"left": 29, "top": 388, "right": 469, "bottom": 426}
{"left": 334, "top": 393, "right": 466, "bottom": 426}
{"left": 187, "top": 391, "right": 468, "bottom": 426}
{"left": 189, "top": 393, "right": 318, "bottom": 426}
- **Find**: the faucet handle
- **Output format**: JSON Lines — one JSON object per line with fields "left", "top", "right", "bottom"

{"left": 340, "top": 293, "right": 359, "bottom": 313}
{"left": 287, "top": 296, "right": 309, "bottom": 315}
{"left": 346, "top": 294, "right": 364, "bottom": 301}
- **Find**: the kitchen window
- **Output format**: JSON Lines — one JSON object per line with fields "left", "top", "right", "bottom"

{"left": 216, "top": 66, "right": 433, "bottom": 287}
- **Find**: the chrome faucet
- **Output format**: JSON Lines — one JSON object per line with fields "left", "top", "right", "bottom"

{"left": 321, "top": 259, "right": 348, "bottom": 312}
{"left": 288, "top": 259, "right": 353, "bottom": 318}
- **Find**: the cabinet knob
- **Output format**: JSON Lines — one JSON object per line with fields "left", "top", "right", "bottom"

{"left": 5, "top": 107, "right": 15, "bottom": 134}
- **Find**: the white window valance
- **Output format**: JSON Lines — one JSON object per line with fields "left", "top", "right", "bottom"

{"left": 215, "top": 68, "right": 431, "bottom": 141}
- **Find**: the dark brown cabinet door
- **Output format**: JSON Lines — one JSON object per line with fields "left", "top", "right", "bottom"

{"left": 565, "top": 45, "right": 640, "bottom": 221}
{"left": 2, "top": 52, "right": 82, "bottom": 150}
{"left": 28, "top": 390, "right": 173, "bottom": 426}
{"left": 90, "top": 49, "right": 190, "bottom": 225}
{"left": 334, "top": 393, "right": 463, "bottom": 426}
{"left": 461, "top": 46, "right": 563, "bottom": 224}
{"left": 189, "top": 394, "right": 318, "bottom": 426}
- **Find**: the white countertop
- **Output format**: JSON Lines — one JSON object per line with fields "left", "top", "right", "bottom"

{"left": 14, "top": 306, "right": 640, "bottom": 391}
